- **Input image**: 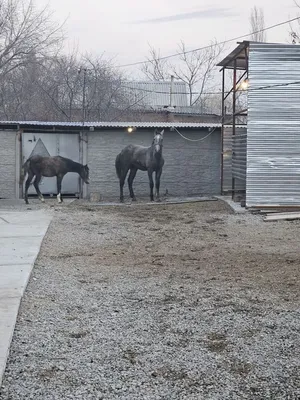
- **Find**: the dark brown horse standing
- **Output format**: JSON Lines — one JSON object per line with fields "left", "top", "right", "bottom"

{"left": 115, "top": 129, "right": 165, "bottom": 202}
{"left": 22, "top": 155, "right": 90, "bottom": 204}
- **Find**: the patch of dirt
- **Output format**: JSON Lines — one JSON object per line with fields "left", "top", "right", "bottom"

{"left": 1, "top": 200, "right": 300, "bottom": 400}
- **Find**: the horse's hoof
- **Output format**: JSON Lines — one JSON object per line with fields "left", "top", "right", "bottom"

{"left": 120, "top": 198, "right": 124, "bottom": 203}
{"left": 132, "top": 197, "right": 137, "bottom": 202}
{"left": 156, "top": 198, "right": 161, "bottom": 202}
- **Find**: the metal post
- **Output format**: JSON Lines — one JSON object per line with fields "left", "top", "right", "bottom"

{"left": 221, "top": 68, "right": 225, "bottom": 194}
{"left": 78, "top": 67, "right": 87, "bottom": 127}
{"left": 82, "top": 68, "right": 87, "bottom": 127}
{"left": 170, "top": 75, "right": 174, "bottom": 107}
{"left": 232, "top": 59, "right": 237, "bottom": 200}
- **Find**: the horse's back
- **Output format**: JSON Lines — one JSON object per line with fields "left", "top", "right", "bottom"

{"left": 27, "top": 155, "right": 71, "bottom": 177}
{"left": 119, "top": 144, "right": 145, "bottom": 155}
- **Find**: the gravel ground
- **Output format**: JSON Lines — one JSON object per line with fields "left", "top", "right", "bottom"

{"left": 0, "top": 199, "right": 300, "bottom": 400}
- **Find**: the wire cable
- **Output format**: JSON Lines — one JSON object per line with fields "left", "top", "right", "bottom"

{"left": 173, "top": 126, "right": 219, "bottom": 142}
{"left": 118, "top": 16, "right": 300, "bottom": 68}
{"left": 121, "top": 80, "right": 300, "bottom": 96}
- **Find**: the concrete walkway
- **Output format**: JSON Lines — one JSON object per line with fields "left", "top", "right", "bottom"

{"left": 0, "top": 209, "right": 52, "bottom": 385}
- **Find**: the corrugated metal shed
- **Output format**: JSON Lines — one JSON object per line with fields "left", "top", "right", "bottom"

{"left": 122, "top": 81, "right": 188, "bottom": 108}
{"left": 247, "top": 42, "right": 300, "bottom": 207}
{"left": 232, "top": 128, "right": 247, "bottom": 185}
{"left": 222, "top": 126, "right": 247, "bottom": 193}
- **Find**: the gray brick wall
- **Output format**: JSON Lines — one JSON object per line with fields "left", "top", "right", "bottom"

{"left": 87, "top": 128, "right": 221, "bottom": 199}
{"left": 0, "top": 131, "right": 16, "bottom": 199}
{"left": 88, "top": 129, "right": 221, "bottom": 197}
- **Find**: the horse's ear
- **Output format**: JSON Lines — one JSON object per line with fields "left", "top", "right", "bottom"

{"left": 160, "top": 129, "right": 164, "bottom": 136}
{"left": 154, "top": 129, "right": 158, "bottom": 137}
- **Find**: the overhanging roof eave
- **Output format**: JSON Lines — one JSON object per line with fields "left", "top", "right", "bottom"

{"left": 217, "top": 41, "right": 250, "bottom": 71}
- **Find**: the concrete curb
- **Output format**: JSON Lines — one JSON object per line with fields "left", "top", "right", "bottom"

{"left": 0, "top": 210, "right": 52, "bottom": 386}
{"left": 213, "top": 195, "right": 248, "bottom": 214}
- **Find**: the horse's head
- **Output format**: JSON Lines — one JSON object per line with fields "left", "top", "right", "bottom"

{"left": 153, "top": 129, "right": 164, "bottom": 153}
{"left": 80, "top": 164, "right": 90, "bottom": 184}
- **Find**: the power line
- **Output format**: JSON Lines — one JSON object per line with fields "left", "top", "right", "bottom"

{"left": 121, "top": 84, "right": 222, "bottom": 96}
{"left": 121, "top": 80, "right": 300, "bottom": 96}
{"left": 118, "top": 16, "right": 300, "bottom": 68}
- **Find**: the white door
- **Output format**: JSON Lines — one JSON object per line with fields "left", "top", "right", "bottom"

{"left": 22, "top": 133, "right": 80, "bottom": 195}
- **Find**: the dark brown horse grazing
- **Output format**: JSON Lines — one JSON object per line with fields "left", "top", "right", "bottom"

{"left": 22, "top": 155, "right": 90, "bottom": 204}
{"left": 115, "top": 129, "right": 164, "bottom": 202}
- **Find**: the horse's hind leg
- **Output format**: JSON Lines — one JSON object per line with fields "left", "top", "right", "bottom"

{"left": 119, "top": 168, "right": 129, "bottom": 203}
{"left": 128, "top": 168, "right": 137, "bottom": 201}
{"left": 33, "top": 175, "right": 44, "bottom": 203}
{"left": 119, "top": 174, "right": 126, "bottom": 203}
{"left": 24, "top": 172, "right": 34, "bottom": 204}
{"left": 56, "top": 175, "right": 64, "bottom": 203}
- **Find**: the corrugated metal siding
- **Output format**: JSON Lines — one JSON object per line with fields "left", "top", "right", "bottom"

{"left": 247, "top": 42, "right": 300, "bottom": 207}
{"left": 0, "top": 131, "right": 16, "bottom": 198}
{"left": 122, "top": 81, "right": 188, "bottom": 108}
{"left": 222, "top": 126, "right": 233, "bottom": 192}
{"left": 232, "top": 128, "right": 247, "bottom": 182}
{"left": 222, "top": 126, "right": 247, "bottom": 192}
{"left": 88, "top": 129, "right": 221, "bottom": 199}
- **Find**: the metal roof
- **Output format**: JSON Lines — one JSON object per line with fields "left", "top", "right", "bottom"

{"left": 166, "top": 106, "right": 220, "bottom": 116}
{"left": 217, "top": 41, "right": 250, "bottom": 70}
{"left": 122, "top": 80, "right": 188, "bottom": 108}
{"left": 217, "top": 40, "right": 300, "bottom": 70}
{"left": 0, "top": 120, "right": 224, "bottom": 129}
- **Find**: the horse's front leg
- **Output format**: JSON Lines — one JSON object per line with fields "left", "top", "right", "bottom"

{"left": 148, "top": 170, "right": 154, "bottom": 201}
{"left": 155, "top": 169, "right": 162, "bottom": 202}
{"left": 56, "top": 175, "right": 64, "bottom": 203}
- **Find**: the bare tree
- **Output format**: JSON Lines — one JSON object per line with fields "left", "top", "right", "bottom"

{"left": 141, "top": 40, "right": 224, "bottom": 107}
{"left": 249, "top": 6, "right": 266, "bottom": 42}
{"left": 288, "top": 1, "right": 300, "bottom": 43}
{"left": 173, "top": 40, "right": 223, "bottom": 106}
{"left": 0, "top": 0, "right": 64, "bottom": 80}
{"left": 39, "top": 51, "right": 83, "bottom": 120}
{"left": 141, "top": 45, "right": 169, "bottom": 81}
{"left": 78, "top": 54, "right": 147, "bottom": 121}
{"left": 0, "top": 48, "right": 145, "bottom": 122}
{"left": 0, "top": 1, "right": 147, "bottom": 122}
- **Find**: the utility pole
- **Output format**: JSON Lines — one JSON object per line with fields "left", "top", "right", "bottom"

{"left": 170, "top": 75, "right": 174, "bottom": 107}
{"left": 78, "top": 67, "right": 87, "bottom": 126}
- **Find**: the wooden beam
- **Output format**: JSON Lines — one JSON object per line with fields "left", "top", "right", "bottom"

{"left": 264, "top": 212, "right": 300, "bottom": 221}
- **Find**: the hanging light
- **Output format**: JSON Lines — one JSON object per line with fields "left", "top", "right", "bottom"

{"left": 238, "top": 79, "right": 249, "bottom": 91}
{"left": 127, "top": 126, "right": 137, "bottom": 133}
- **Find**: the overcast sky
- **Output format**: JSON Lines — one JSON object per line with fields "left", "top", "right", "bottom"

{"left": 41, "top": 0, "right": 297, "bottom": 73}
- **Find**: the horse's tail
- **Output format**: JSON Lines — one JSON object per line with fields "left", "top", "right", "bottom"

{"left": 115, "top": 153, "right": 122, "bottom": 179}
{"left": 20, "top": 158, "right": 31, "bottom": 184}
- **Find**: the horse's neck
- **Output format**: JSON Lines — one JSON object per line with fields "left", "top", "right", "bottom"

{"left": 68, "top": 160, "right": 82, "bottom": 173}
